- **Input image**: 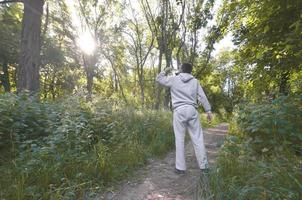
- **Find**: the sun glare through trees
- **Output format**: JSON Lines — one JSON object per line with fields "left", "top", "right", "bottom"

{"left": 0, "top": 0, "right": 301, "bottom": 199}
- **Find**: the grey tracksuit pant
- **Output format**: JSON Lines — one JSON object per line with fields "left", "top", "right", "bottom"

{"left": 173, "top": 105, "right": 208, "bottom": 170}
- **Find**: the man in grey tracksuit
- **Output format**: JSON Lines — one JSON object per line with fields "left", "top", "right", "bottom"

{"left": 156, "top": 63, "right": 212, "bottom": 173}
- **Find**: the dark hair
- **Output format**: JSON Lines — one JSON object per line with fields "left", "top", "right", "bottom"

{"left": 181, "top": 63, "right": 193, "bottom": 73}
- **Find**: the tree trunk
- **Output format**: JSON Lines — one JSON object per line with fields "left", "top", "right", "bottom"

{"left": 279, "top": 71, "right": 289, "bottom": 95}
{"left": 114, "top": 72, "right": 118, "bottom": 92}
{"left": 155, "top": 49, "right": 163, "bottom": 109}
{"left": 17, "top": 0, "right": 44, "bottom": 94}
{"left": 139, "top": 78, "right": 145, "bottom": 108}
{"left": 164, "top": 51, "right": 172, "bottom": 109}
{"left": 43, "top": 73, "right": 48, "bottom": 99}
{"left": 140, "top": 86, "right": 145, "bottom": 108}
{"left": 107, "top": 57, "right": 128, "bottom": 104}
{"left": 189, "top": 30, "right": 198, "bottom": 66}
{"left": 137, "top": 63, "right": 145, "bottom": 108}
{"left": 82, "top": 55, "right": 95, "bottom": 101}
{"left": 85, "top": 67, "right": 94, "bottom": 101}
{"left": 50, "top": 70, "right": 56, "bottom": 99}
{"left": 2, "top": 61, "right": 11, "bottom": 92}
{"left": 155, "top": 0, "right": 167, "bottom": 109}
{"left": 116, "top": 74, "right": 128, "bottom": 104}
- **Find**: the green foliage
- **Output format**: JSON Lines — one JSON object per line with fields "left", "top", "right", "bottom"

{"left": 198, "top": 95, "right": 302, "bottom": 199}
{"left": 0, "top": 4, "right": 21, "bottom": 63}
{"left": 236, "top": 95, "right": 302, "bottom": 153}
{"left": 188, "top": 0, "right": 214, "bottom": 30}
{"left": 203, "top": 137, "right": 302, "bottom": 199}
{"left": 0, "top": 94, "right": 174, "bottom": 199}
{"left": 194, "top": 51, "right": 236, "bottom": 118}
{"left": 0, "top": 93, "right": 54, "bottom": 152}
{"left": 221, "top": 0, "right": 302, "bottom": 96}
{"left": 0, "top": 4, "right": 22, "bottom": 92}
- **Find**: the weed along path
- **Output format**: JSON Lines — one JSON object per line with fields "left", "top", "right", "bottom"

{"left": 100, "top": 123, "right": 228, "bottom": 200}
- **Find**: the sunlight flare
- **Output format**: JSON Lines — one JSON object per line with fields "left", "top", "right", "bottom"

{"left": 77, "top": 31, "right": 96, "bottom": 55}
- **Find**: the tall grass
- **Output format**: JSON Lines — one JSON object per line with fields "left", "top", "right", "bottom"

{"left": 0, "top": 94, "right": 174, "bottom": 199}
{"left": 199, "top": 138, "right": 302, "bottom": 200}
{"left": 197, "top": 95, "right": 302, "bottom": 200}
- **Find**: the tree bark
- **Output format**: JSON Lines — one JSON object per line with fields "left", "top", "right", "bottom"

{"left": 139, "top": 77, "right": 145, "bottom": 108}
{"left": 155, "top": 48, "right": 163, "bottom": 109}
{"left": 279, "top": 71, "right": 289, "bottom": 95}
{"left": 82, "top": 56, "right": 94, "bottom": 101}
{"left": 164, "top": 50, "right": 172, "bottom": 109}
{"left": 17, "top": 0, "right": 44, "bottom": 94}
{"left": 50, "top": 70, "right": 56, "bottom": 99}
{"left": 1, "top": 61, "right": 11, "bottom": 92}
{"left": 86, "top": 68, "right": 93, "bottom": 101}
{"left": 155, "top": 0, "right": 168, "bottom": 110}
{"left": 0, "top": 0, "right": 22, "bottom": 4}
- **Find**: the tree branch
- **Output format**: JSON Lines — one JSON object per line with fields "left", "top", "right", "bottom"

{"left": 0, "top": 0, "right": 23, "bottom": 4}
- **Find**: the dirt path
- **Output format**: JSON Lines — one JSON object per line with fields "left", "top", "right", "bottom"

{"left": 99, "top": 123, "right": 228, "bottom": 200}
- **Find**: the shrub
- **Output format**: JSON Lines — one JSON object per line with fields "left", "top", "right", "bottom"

{"left": 0, "top": 94, "right": 174, "bottom": 199}
{"left": 200, "top": 136, "right": 302, "bottom": 200}
{"left": 198, "top": 96, "right": 302, "bottom": 199}
{"left": 0, "top": 93, "right": 53, "bottom": 156}
{"left": 236, "top": 95, "right": 302, "bottom": 154}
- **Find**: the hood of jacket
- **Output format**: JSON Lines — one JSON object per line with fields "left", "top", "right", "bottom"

{"left": 179, "top": 73, "right": 194, "bottom": 83}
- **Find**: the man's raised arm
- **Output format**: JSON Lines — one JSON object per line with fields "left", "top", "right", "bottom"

{"left": 156, "top": 67, "right": 173, "bottom": 87}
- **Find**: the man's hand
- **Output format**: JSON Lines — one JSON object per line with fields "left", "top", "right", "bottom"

{"left": 206, "top": 112, "right": 213, "bottom": 123}
{"left": 164, "top": 67, "right": 173, "bottom": 75}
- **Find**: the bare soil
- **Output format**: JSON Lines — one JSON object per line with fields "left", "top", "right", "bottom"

{"left": 98, "top": 123, "right": 228, "bottom": 200}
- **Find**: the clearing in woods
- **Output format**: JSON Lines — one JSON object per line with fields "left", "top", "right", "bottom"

{"left": 100, "top": 123, "right": 228, "bottom": 200}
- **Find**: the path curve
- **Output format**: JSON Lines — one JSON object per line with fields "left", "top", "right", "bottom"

{"left": 99, "top": 123, "right": 228, "bottom": 200}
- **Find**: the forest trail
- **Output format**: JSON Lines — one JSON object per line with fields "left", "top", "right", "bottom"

{"left": 100, "top": 123, "right": 228, "bottom": 200}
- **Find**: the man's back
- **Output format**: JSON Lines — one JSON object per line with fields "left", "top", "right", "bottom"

{"left": 170, "top": 73, "right": 198, "bottom": 110}
{"left": 156, "top": 72, "right": 211, "bottom": 112}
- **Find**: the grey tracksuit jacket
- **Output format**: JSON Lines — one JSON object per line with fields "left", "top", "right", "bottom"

{"left": 156, "top": 72, "right": 211, "bottom": 112}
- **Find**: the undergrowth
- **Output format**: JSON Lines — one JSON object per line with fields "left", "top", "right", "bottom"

{"left": 0, "top": 93, "right": 175, "bottom": 199}
{"left": 198, "top": 95, "right": 302, "bottom": 200}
